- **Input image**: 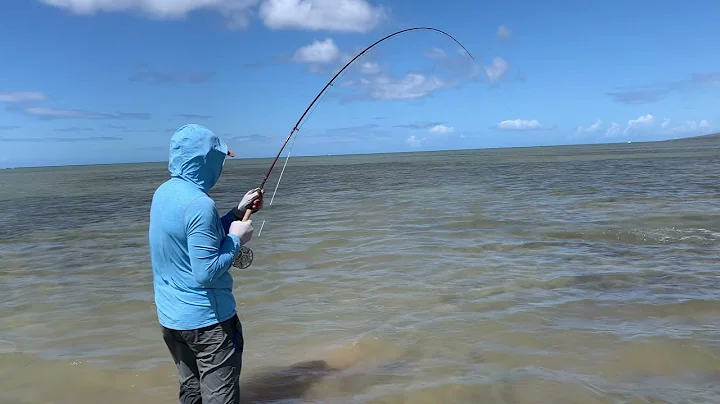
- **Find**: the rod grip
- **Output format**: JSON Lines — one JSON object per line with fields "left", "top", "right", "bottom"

{"left": 242, "top": 208, "right": 253, "bottom": 222}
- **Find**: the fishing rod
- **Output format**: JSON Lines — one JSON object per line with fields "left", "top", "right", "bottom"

{"left": 232, "top": 26, "right": 475, "bottom": 269}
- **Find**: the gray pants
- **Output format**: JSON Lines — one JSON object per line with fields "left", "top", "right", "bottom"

{"left": 162, "top": 315, "right": 244, "bottom": 404}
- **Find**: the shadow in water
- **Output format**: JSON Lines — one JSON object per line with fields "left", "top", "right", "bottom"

{"left": 241, "top": 360, "right": 342, "bottom": 403}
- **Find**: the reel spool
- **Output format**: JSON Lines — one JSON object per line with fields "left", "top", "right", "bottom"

{"left": 233, "top": 245, "right": 254, "bottom": 269}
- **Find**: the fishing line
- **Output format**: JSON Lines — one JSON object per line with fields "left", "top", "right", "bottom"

{"left": 257, "top": 71, "right": 349, "bottom": 238}
{"left": 235, "top": 75, "right": 343, "bottom": 268}
{"left": 233, "top": 27, "right": 475, "bottom": 270}
{"left": 257, "top": 118, "right": 295, "bottom": 237}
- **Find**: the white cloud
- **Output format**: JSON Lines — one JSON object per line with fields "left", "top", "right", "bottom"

{"left": 429, "top": 124, "right": 453, "bottom": 134}
{"left": 358, "top": 73, "right": 446, "bottom": 100}
{"left": 575, "top": 119, "right": 602, "bottom": 135}
{"left": 624, "top": 113, "right": 655, "bottom": 134}
{"left": 359, "top": 62, "right": 382, "bottom": 74}
{"left": 496, "top": 25, "right": 512, "bottom": 40}
{"left": 602, "top": 114, "right": 655, "bottom": 137}
{"left": 601, "top": 114, "right": 711, "bottom": 138}
{"left": 670, "top": 120, "right": 711, "bottom": 134}
{"left": 605, "top": 122, "right": 621, "bottom": 137}
{"left": 39, "top": 0, "right": 257, "bottom": 21}
{"left": 496, "top": 119, "right": 544, "bottom": 131}
{"left": 406, "top": 135, "right": 424, "bottom": 147}
{"left": 0, "top": 92, "right": 48, "bottom": 103}
{"left": 424, "top": 48, "right": 446, "bottom": 58}
{"left": 293, "top": 38, "right": 339, "bottom": 63}
{"left": 259, "top": 0, "right": 386, "bottom": 32}
{"left": 485, "top": 57, "right": 509, "bottom": 83}
{"left": 39, "top": 0, "right": 386, "bottom": 32}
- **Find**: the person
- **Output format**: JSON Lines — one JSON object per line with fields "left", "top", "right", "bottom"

{"left": 148, "top": 123, "right": 264, "bottom": 404}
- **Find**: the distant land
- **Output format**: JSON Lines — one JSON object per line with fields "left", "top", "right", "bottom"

{"left": 663, "top": 132, "right": 720, "bottom": 142}
{"left": 2, "top": 132, "right": 720, "bottom": 170}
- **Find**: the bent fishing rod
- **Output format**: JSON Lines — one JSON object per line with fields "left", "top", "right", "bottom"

{"left": 232, "top": 26, "right": 474, "bottom": 269}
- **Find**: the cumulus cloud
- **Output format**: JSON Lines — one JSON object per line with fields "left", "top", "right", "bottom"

{"left": 406, "top": 135, "right": 424, "bottom": 148}
{"left": 39, "top": 0, "right": 387, "bottom": 32}
{"left": 624, "top": 113, "right": 655, "bottom": 134}
{"left": 485, "top": 57, "right": 509, "bottom": 83}
{"left": 429, "top": 124, "right": 453, "bottom": 134}
{"left": 496, "top": 25, "right": 512, "bottom": 41}
{"left": 295, "top": 40, "right": 476, "bottom": 101}
{"left": 259, "top": 0, "right": 386, "bottom": 32}
{"left": 604, "top": 122, "right": 622, "bottom": 137}
{"left": 602, "top": 114, "right": 656, "bottom": 137}
{"left": 295, "top": 35, "right": 477, "bottom": 99}
{"left": 670, "top": 119, "right": 711, "bottom": 134}
{"left": 601, "top": 113, "right": 712, "bottom": 138}
{"left": 293, "top": 38, "right": 339, "bottom": 63}
{"left": 495, "top": 119, "right": 545, "bottom": 131}
{"left": 405, "top": 124, "right": 454, "bottom": 147}
{"left": 569, "top": 114, "right": 713, "bottom": 140}
{"left": 575, "top": 119, "right": 602, "bottom": 135}
{"left": 357, "top": 73, "right": 446, "bottom": 100}
{"left": 0, "top": 92, "right": 48, "bottom": 103}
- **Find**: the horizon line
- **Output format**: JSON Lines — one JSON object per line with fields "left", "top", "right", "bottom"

{"left": 2, "top": 131, "right": 718, "bottom": 170}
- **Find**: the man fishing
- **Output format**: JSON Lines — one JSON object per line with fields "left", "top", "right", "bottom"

{"left": 148, "top": 123, "right": 264, "bottom": 404}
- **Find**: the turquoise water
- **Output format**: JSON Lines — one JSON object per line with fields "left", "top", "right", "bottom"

{"left": 1, "top": 139, "right": 720, "bottom": 403}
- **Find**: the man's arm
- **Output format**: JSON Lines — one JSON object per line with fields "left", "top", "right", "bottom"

{"left": 220, "top": 209, "right": 236, "bottom": 235}
{"left": 185, "top": 198, "right": 241, "bottom": 287}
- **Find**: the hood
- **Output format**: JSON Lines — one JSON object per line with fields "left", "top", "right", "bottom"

{"left": 168, "top": 124, "right": 231, "bottom": 193}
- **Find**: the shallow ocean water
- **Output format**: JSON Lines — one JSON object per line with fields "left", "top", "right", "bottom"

{"left": 1, "top": 139, "right": 720, "bottom": 403}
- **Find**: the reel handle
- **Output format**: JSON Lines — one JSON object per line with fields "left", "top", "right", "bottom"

{"left": 232, "top": 193, "right": 261, "bottom": 269}
{"left": 232, "top": 212, "right": 254, "bottom": 269}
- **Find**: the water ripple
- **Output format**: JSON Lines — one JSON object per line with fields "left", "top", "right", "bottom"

{"left": 1, "top": 141, "right": 720, "bottom": 403}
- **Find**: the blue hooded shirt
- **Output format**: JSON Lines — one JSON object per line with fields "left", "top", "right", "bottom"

{"left": 148, "top": 124, "right": 241, "bottom": 330}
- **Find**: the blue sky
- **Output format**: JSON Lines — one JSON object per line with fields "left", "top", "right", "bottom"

{"left": 1, "top": 0, "right": 719, "bottom": 167}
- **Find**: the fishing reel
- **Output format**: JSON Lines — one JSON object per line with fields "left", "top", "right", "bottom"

{"left": 233, "top": 245, "right": 254, "bottom": 269}
{"left": 230, "top": 199, "right": 260, "bottom": 270}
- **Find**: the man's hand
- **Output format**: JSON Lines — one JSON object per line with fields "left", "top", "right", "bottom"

{"left": 250, "top": 189, "right": 264, "bottom": 212}
{"left": 238, "top": 188, "right": 264, "bottom": 213}
{"left": 232, "top": 188, "right": 264, "bottom": 222}
{"left": 229, "top": 220, "right": 253, "bottom": 244}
